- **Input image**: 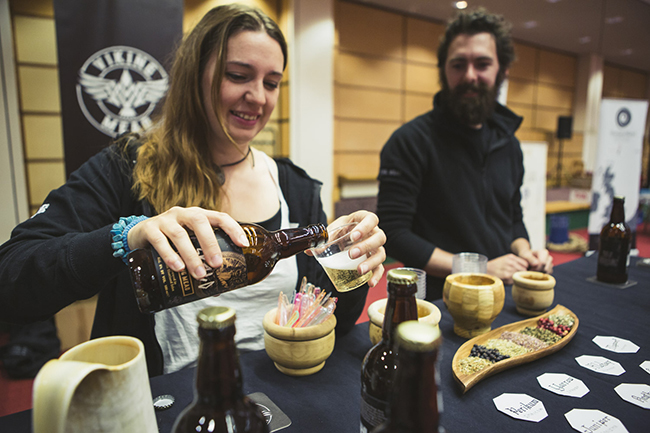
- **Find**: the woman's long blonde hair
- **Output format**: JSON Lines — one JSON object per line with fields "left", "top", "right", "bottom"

{"left": 131, "top": 4, "right": 287, "bottom": 213}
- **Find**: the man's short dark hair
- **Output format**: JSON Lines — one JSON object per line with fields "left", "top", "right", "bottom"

{"left": 437, "top": 8, "right": 515, "bottom": 84}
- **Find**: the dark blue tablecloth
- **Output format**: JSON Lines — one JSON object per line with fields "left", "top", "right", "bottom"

{"left": 2, "top": 255, "right": 649, "bottom": 432}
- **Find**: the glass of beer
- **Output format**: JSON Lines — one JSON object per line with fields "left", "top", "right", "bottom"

{"left": 310, "top": 222, "right": 372, "bottom": 292}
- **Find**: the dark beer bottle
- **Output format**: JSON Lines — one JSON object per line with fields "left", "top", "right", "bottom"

{"left": 372, "top": 321, "right": 444, "bottom": 433}
{"left": 597, "top": 196, "right": 631, "bottom": 284}
{"left": 128, "top": 223, "right": 327, "bottom": 313}
{"left": 171, "top": 306, "right": 269, "bottom": 433}
{"left": 360, "top": 269, "right": 418, "bottom": 432}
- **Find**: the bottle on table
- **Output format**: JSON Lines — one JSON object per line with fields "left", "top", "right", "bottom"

{"left": 360, "top": 269, "right": 419, "bottom": 432}
{"left": 372, "top": 321, "right": 445, "bottom": 433}
{"left": 597, "top": 196, "right": 631, "bottom": 284}
{"left": 128, "top": 223, "right": 327, "bottom": 313}
{"left": 171, "top": 306, "right": 269, "bottom": 433}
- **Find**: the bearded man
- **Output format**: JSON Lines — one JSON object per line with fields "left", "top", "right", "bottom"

{"left": 376, "top": 8, "right": 553, "bottom": 301}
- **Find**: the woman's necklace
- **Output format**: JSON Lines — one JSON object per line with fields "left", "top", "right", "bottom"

{"left": 216, "top": 146, "right": 253, "bottom": 185}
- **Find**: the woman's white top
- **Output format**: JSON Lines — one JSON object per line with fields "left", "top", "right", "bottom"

{"left": 155, "top": 153, "right": 299, "bottom": 374}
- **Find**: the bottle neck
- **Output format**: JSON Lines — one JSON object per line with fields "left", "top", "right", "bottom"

{"left": 387, "top": 348, "right": 441, "bottom": 432}
{"left": 609, "top": 198, "right": 626, "bottom": 224}
{"left": 270, "top": 223, "right": 328, "bottom": 259}
{"left": 194, "top": 325, "right": 244, "bottom": 405}
{"left": 382, "top": 283, "right": 418, "bottom": 342}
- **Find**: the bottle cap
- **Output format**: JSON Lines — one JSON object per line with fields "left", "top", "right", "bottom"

{"left": 387, "top": 268, "right": 418, "bottom": 285}
{"left": 396, "top": 321, "right": 442, "bottom": 352}
{"left": 197, "top": 306, "right": 236, "bottom": 329}
{"left": 152, "top": 394, "right": 175, "bottom": 410}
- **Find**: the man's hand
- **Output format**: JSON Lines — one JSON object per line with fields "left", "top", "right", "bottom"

{"left": 487, "top": 254, "right": 529, "bottom": 284}
{"left": 519, "top": 248, "right": 554, "bottom": 274}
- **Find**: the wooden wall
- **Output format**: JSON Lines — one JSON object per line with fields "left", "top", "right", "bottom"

{"left": 333, "top": 0, "right": 650, "bottom": 191}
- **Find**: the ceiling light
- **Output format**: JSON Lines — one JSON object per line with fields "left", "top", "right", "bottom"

{"left": 546, "top": 0, "right": 562, "bottom": 3}
{"left": 455, "top": 1, "right": 468, "bottom": 9}
{"left": 523, "top": 21, "right": 538, "bottom": 29}
{"left": 605, "top": 16, "right": 624, "bottom": 24}
{"left": 578, "top": 36, "right": 591, "bottom": 44}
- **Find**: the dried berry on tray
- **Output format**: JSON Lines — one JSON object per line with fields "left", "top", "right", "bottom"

{"left": 538, "top": 317, "right": 571, "bottom": 337}
{"left": 469, "top": 344, "right": 510, "bottom": 362}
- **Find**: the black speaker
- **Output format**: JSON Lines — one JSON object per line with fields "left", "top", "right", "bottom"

{"left": 557, "top": 116, "right": 573, "bottom": 139}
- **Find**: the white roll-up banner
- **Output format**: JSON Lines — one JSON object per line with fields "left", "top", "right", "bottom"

{"left": 588, "top": 98, "right": 649, "bottom": 249}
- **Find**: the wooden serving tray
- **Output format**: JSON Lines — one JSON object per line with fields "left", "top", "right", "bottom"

{"left": 451, "top": 304, "right": 579, "bottom": 393}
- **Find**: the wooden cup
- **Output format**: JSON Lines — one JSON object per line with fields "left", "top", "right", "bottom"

{"left": 367, "top": 298, "right": 441, "bottom": 345}
{"left": 262, "top": 307, "right": 336, "bottom": 376}
{"left": 443, "top": 273, "right": 505, "bottom": 338}
{"left": 512, "top": 271, "right": 556, "bottom": 316}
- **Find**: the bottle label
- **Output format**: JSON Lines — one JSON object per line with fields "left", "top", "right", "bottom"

{"left": 150, "top": 231, "right": 248, "bottom": 308}
{"left": 598, "top": 237, "right": 629, "bottom": 272}
{"left": 360, "top": 389, "right": 387, "bottom": 431}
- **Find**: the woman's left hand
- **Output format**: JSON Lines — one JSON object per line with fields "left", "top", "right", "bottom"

{"left": 327, "top": 210, "right": 387, "bottom": 287}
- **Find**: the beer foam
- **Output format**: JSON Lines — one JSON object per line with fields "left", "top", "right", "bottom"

{"left": 317, "top": 251, "right": 366, "bottom": 270}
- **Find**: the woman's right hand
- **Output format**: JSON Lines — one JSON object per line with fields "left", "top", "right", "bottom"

{"left": 127, "top": 207, "right": 248, "bottom": 279}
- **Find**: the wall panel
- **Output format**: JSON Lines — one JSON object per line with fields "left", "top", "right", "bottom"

{"left": 23, "top": 115, "right": 64, "bottom": 159}
{"left": 538, "top": 50, "right": 576, "bottom": 87}
{"left": 405, "top": 17, "right": 443, "bottom": 64}
{"left": 336, "top": 52, "right": 402, "bottom": 90}
{"left": 335, "top": 120, "right": 400, "bottom": 152}
{"left": 336, "top": 1, "right": 403, "bottom": 59}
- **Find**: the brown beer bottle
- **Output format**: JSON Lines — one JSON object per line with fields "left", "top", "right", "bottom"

{"left": 360, "top": 269, "right": 418, "bottom": 432}
{"left": 172, "top": 306, "right": 269, "bottom": 433}
{"left": 597, "top": 196, "right": 631, "bottom": 284}
{"left": 128, "top": 223, "right": 327, "bottom": 313}
{"left": 372, "top": 321, "right": 445, "bottom": 433}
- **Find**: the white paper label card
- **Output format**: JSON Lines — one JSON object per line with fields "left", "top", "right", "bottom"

{"left": 564, "top": 409, "right": 628, "bottom": 433}
{"left": 576, "top": 355, "right": 626, "bottom": 376}
{"left": 537, "top": 373, "right": 589, "bottom": 398}
{"left": 614, "top": 383, "right": 650, "bottom": 409}
{"left": 592, "top": 336, "right": 640, "bottom": 353}
{"left": 641, "top": 360, "right": 650, "bottom": 375}
{"left": 493, "top": 393, "right": 548, "bottom": 422}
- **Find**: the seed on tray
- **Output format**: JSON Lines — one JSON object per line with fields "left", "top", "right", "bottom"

{"left": 500, "top": 331, "right": 548, "bottom": 351}
{"left": 458, "top": 356, "right": 493, "bottom": 375}
{"left": 520, "top": 326, "right": 562, "bottom": 344}
{"left": 484, "top": 338, "right": 531, "bottom": 357}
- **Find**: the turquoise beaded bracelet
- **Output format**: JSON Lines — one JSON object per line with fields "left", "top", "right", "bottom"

{"left": 111, "top": 215, "right": 148, "bottom": 263}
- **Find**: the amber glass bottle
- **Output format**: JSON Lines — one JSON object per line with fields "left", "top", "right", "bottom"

{"left": 597, "top": 196, "right": 631, "bottom": 284}
{"left": 360, "top": 269, "right": 418, "bottom": 432}
{"left": 171, "top": 306, "right": 269, "bottom": 433}
{"left": 128, "top": 223, "right": 327, "bottom": 313}
{"left": 372, "top": 321, "right": 444, "bottom": 433}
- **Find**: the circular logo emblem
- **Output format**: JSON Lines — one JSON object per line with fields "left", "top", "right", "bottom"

{"left": 76, "top": 46, "right": 168, "bottom": 137}
{"left": 616, "top": 108, "right": 631, "bottom": 127}
{"left": 255, "top": 403, "right": 273, "bottom": 425}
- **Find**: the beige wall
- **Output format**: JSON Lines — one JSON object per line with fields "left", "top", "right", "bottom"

{"left": 333, "top": 1, "right": 444, "bottom": 197}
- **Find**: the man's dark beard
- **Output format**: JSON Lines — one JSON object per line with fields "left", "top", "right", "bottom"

{"left": 442, "top": 80, "right": 501, "bottom": 126}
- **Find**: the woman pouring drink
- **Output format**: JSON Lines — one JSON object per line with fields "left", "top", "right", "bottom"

{"left": 0, "top": 4, "right": 386, "bottom": 376}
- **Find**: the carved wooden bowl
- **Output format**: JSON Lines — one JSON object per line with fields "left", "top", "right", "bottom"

{"left": 367, "top": 298, "right": 441, "bottom": 345}
{"left": 443, "top": 273, "right": 505, "bottom": 338}
{"left": 263, "top": 307, "right": 336, "bottom": 376}
{"left": 512, "top": 271, "right": 556, "bottom": 316}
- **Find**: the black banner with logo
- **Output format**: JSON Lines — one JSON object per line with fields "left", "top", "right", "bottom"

{"left": 54, "top": 0, "right": 182, "bottom": 176}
